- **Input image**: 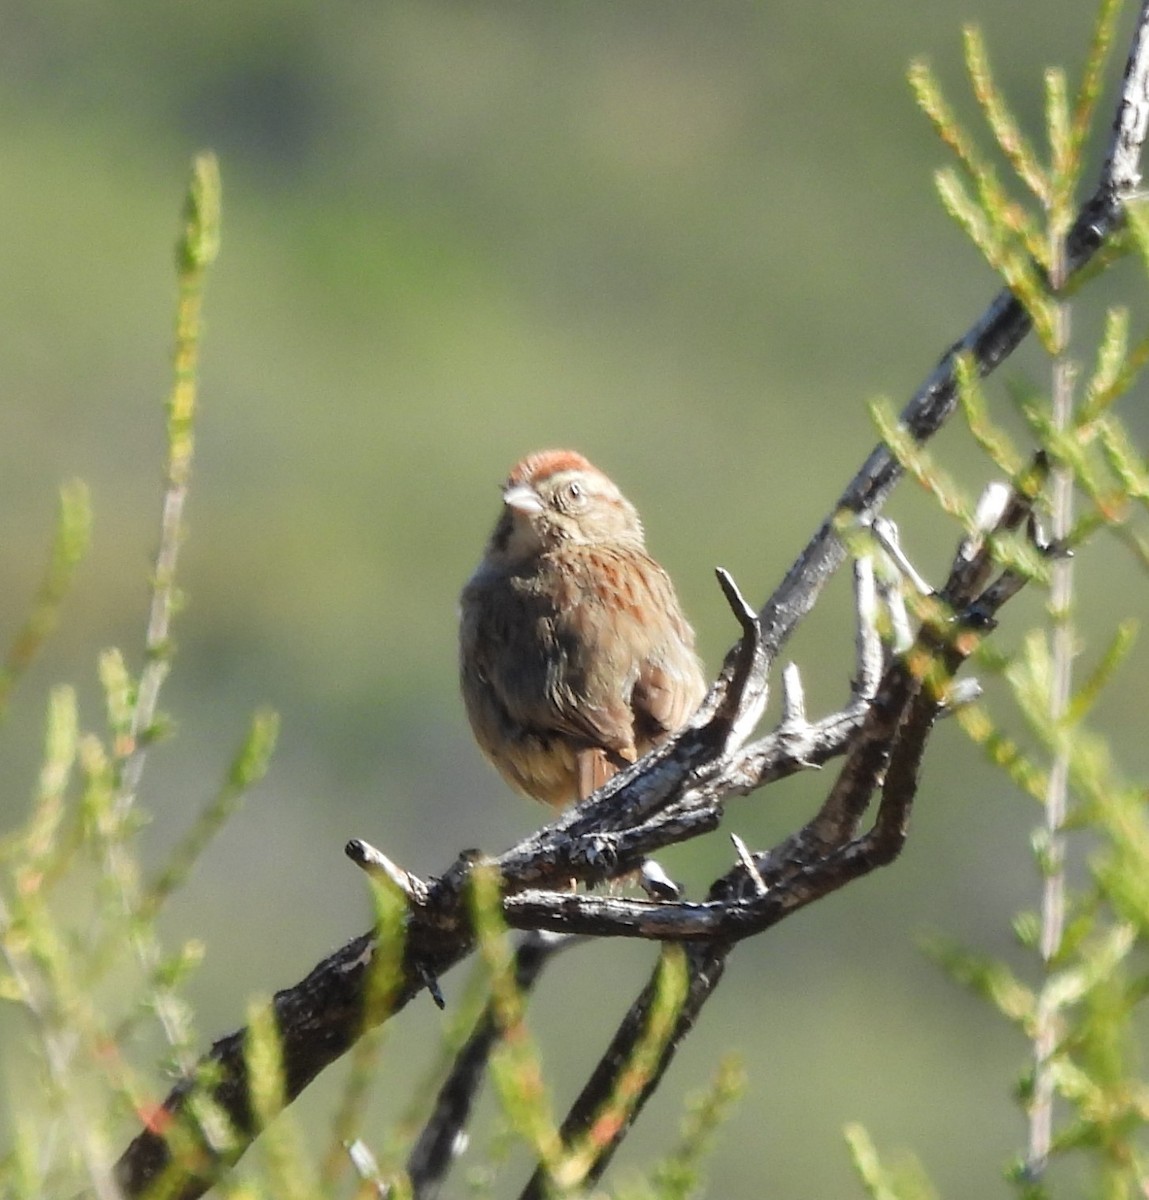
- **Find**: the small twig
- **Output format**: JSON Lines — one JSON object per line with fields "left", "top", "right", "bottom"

{"left": 778, "top": 663, "right": 807, "bottom": 730}
{"left": 710, "top": 566, "right": 770, "bottom": 750}
{"left": 415, "top": 963, "right": 446, "bottom": 1011}
{"left": 347, "top": 838, "right": 431, "bottom": 907}
{"left": 852, "top": 556, "right": 885, "bottom": 699}
{"left": 639, "top": 858, "right": 681, "bottom": 900}
{"left": 729, "top": 833, "right": 768, "bottom": 896}
{"left": 870, "top": 516, "right": 934, "bottom": 596}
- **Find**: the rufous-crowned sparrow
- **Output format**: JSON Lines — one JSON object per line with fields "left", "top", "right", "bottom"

{"left": 459, "top": 449, "right": 706, "bottom": 808}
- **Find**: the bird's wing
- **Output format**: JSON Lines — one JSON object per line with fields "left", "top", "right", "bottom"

{"left": 552, "top": 546, "right": 704, "bottom": 752}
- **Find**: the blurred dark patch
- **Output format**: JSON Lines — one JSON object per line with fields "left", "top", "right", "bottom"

{"left": 178, "top": 51, "right": 328, "bottom": 177}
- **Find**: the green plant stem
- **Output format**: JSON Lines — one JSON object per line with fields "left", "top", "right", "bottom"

{"left": 105, "top": 154, "right": 220, "bottom": 1069}
{"left": 1027, "top": 213, "right": 1075, "bottom": 1185}
{"left": 117, "top": 152, "right": 219, "bottom": 814}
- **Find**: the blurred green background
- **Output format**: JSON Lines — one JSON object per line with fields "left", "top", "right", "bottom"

{"left": 3, "top": 1, "right": 1149, "bottom": 1195}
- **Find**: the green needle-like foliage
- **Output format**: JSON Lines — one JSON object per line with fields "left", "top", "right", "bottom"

{"left": 851, "top": 1, "right": 1149, "bottom": 1195}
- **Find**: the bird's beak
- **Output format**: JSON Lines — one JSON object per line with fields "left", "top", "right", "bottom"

{"left": 503, "top": 484, "right": 544, "bottom": 515}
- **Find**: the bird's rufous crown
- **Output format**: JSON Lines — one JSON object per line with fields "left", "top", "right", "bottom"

{"left": 506, "top": 449, "right": 597, "bottom": 488}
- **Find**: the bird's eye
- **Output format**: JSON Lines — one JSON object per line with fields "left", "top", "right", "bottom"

{"left": 563, "top": 480, "right": 586, "bottom": 507}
